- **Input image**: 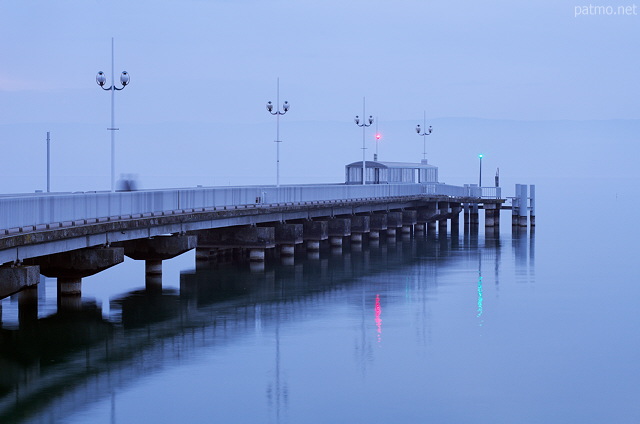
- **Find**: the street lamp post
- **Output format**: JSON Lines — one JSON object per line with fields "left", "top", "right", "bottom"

{"left": 354, "top": 97, "right": 374, "bottom": 185}
{"left": 266, "top": 78, "right": 290, "bottom": 188}
{"left": 46, "top": 131, "right": 51, "bottom": 193}
{"left": 96, "top": 38, "right": 130, "bottom": 192}
{"left": 478, "top": 154, "right": 484, "bottom": 187}
{"left": 415, "top": 111, "right": 433, "bottom": 162}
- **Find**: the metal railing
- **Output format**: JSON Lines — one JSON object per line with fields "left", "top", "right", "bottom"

{"left": 0, "top": 183, "right": 490, "bottom": 233}
{"left": 480, "top": 186, "right": 501, "bottom": 199}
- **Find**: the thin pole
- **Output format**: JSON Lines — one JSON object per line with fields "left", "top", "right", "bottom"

{"left": 46, "top": 131, "right": 50, "bottom": 192}
{"left": 362, "top": 97, "right": 366, "bottom": 185}
{"left": 276, "top": 77, "right": 280, "bottom": 187}
{"left": 422, "top": 111, "right": 427, "bottom": 160}
{"left": 479, "top": 156, "right": 482, "bottom": 187}
{"left": 110, "top": 37, "right": 116, "bottom": 192}
{"left": 375, "top": 118, "right": 378, "bottom": 160}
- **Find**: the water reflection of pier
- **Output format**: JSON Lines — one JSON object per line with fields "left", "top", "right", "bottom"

{"left": 0, "top": 230, "right": 524, "bottom": 423}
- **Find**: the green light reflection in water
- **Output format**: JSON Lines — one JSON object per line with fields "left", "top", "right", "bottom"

{"left": 477, "top": 274, "right": 484, "bottom": 320}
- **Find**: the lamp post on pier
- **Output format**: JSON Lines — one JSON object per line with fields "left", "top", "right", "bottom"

{"left": 96, "top": 38, "right": 130, "bottom": 192}
{"left": 478, "top": 154, "right": 484, "bottom": 188}
{"left": 354, "top": 97, "right": 374, "bottom": 185}
{"left": 266, "top": 78, "right": 290, "bottom": 188}
{"left": 46, "top": 131, "right": 51, "bottom": 193}
{"left": 415, "top": 111, "right": 433, "bottom": 162}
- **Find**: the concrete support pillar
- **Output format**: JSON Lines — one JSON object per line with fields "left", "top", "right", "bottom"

{"left": 387, "top": 211, "right": 402, "bottom": 230}
{"left": 249, "top": 248, "right": 266, "bottom": 262}
{"left": 529, "top": 184, "right": 536, "bottom": 227}
{"left": 329, "top": 236, "right": 343, "bottom": 247}
{"left": 31, "top": 247, "right": 124, "bottom": 308}
{"left": 117, "top": 234, "right": 197, "bottom": 288}
{"left": 438, "top": 218, "right": 448, "bottom": 234}
{"left": 280, "top": 244, "right": 295, "bottom": 256}
{"left": 303, "top": 221, "right": 328, "bottom": 250}
{"left": 518, "top": 184, "right": 528, "bottom": 227}
{"left": 417, "top": 204, "right": 437, "bottom": 225}
{"left": 401, "top": 210, "right": 417, "bottom": 235}
{"left": 196, "top": 226, "right": 275, "bottom": 262}
{"left": 306, "top": 240, "right": 320, "bottom": 251}
{"left": 464, "top": 202, "right": 471, "bottom": 227}
{"left": 145, "top": 259, "right": 162, "bottom": 275}
{"left": 387, "top": 211, "right": 402, "bottom": 239}
{"left": 122, "top": 235, "right": 197, "bottom": 260}
{"left": 470, "top": 203, "right": 480, "bottom": 226}
{"left": 484, "top": 203, "right": 497, "bottom": 227}
{"left": 512, "top": 183, "right": 520, "bottom": 226}
{"left": 450, "top": 212, "right": 460, "bottom": 235}
{"left": 144, "top": 260, "right": 163, "bottom": 291}
{"left": 370, "top": 214, "right": 387, "bottom": 240}
{"left": 350, "top": 216, "right": 370, "bottom": 244}
{"left": 274, "top": 223, "right": 303, "bottom": 257}
{"left": 437, "top": 202, "right": 449, "bottom": 234}
{"left": 58, "top": 277, "right": 82, "bottom": 296}
{"left": 0, "top": 265, "right": 40, "bottom": 299}
{"left": 57, "top": 277, "right": 82, "bottom": 311}
{"left": 328, "top": 218, "right": 351, "bottom": 249}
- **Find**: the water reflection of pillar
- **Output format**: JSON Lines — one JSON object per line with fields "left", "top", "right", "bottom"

{"left": 512, "top": 225, "right": 528, "bottom": 282}
{"left": 484, "top": 230, "right": 501, "bottom": 288}
{"left": 111, "top": 392, "right": 116, "bottom": 424}
{"left": 529, "top": 228, "right": 535, "bottom": 282}
{"left": 468, "top": 228, "right": 479, "bottom": 250}
{"left": 58, "top": 278, "right": 83, "bottom": 311}
{"left": 356, "top": 288, "right": 372, "bottom": 377}
{"left": 450, "top": 225, "right": 460, "bottom": 249}
{"left": 18, "top": 285, "right": 38, "bottom": 329}
{"left": 267, "top": 308, "right": 288, "bottom": 421}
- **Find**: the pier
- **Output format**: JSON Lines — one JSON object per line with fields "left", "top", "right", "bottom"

{"left": 0, "top": 176, "right": 535, "bottom": 307}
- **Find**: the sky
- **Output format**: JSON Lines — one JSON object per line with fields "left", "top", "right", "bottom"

{"left": 0, "top": 0, "right": 638, "bottom": 193}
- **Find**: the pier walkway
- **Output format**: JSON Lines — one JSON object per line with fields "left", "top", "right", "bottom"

{"left": 0, "top": 181, "right": 534, "bottom": 302}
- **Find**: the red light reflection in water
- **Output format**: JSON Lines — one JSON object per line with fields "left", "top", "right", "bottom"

{"left": 375, "top": 294, "right": 382, "bottom": 342}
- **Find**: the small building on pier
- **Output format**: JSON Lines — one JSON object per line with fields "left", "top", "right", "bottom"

{"left": 345, "top": 160, "right": 438, "bottom": 185}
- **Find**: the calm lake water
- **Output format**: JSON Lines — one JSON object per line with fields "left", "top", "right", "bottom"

{"left": 1, "top": 179, "right": 639, "bottom": 424}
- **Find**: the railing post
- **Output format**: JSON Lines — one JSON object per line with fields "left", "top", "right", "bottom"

{"left": 518, "top": 184, "right": 528, "bottom": 227}
{"left": 529, "top": 184, "right": 536, "bottom": 227}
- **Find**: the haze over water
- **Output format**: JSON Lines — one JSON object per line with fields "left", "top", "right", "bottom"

{"left": 1, "top": 179, "right": 638, "bottom": 424}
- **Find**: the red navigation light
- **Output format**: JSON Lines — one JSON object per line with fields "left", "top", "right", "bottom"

{"left": 375, "top": 133, "right": 381, "bottom": 140}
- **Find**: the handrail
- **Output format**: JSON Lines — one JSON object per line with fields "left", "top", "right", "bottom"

{"left": 0, "top": 183, "right": 490, "bottom": 233}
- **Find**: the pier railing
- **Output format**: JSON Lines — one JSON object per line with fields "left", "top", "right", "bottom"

{"left": 0, "top": 183, "right": 490, "bottom": 233}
